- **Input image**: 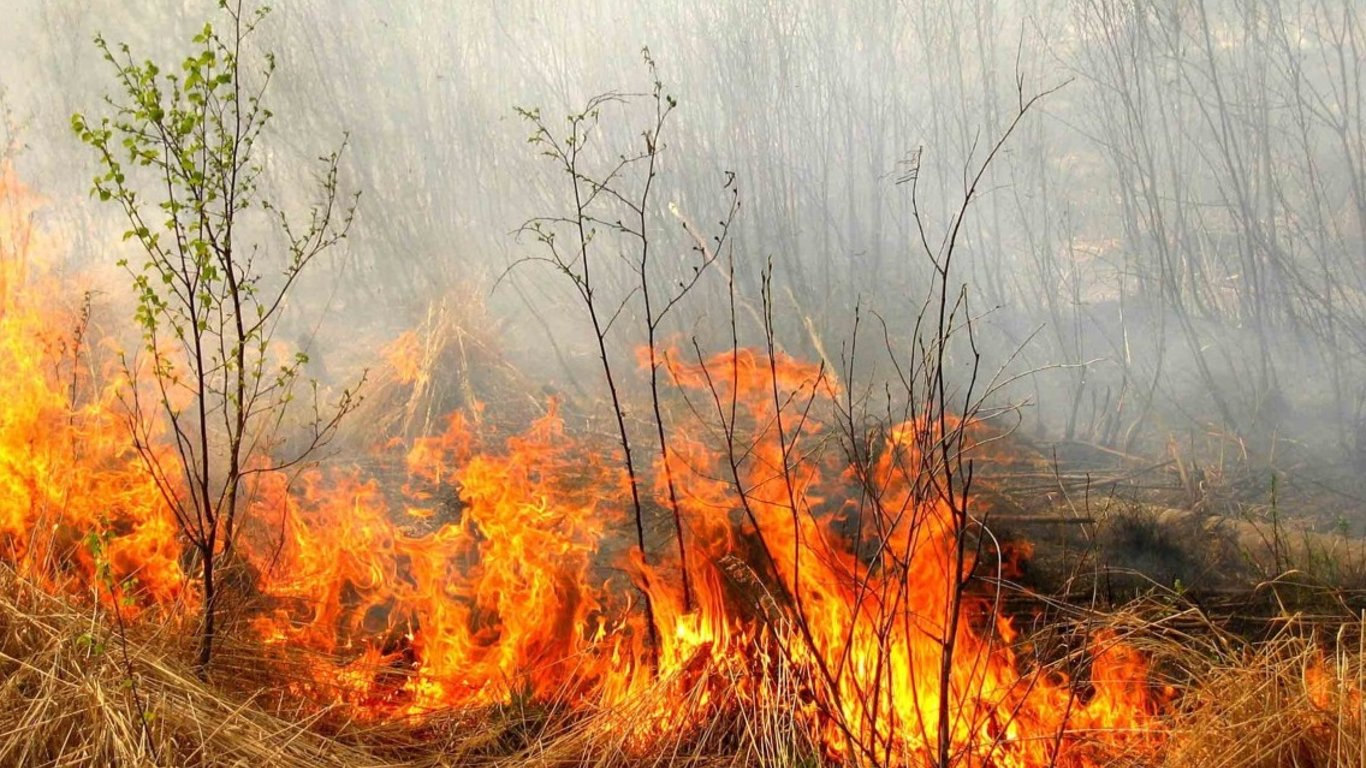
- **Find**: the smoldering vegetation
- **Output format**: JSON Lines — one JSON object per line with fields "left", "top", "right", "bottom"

{"left": 3, "top": 2, "right": 1366, "bottom": 533}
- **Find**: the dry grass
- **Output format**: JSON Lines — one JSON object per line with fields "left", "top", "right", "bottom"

{"left": 0, "top": 569, "right": 822, "bottom": 768}
{"left": 0, "top": 572, "right": 385, "bottom": 768}
{"left": 1082, "top": 596, "right": 1366, "bottom": 768}
{"left": 1157, "top": 623, "right": 1366, "bottom": 768}
{"left": 7, "top": 564, "right": 1366, "bottom": 768}
{"left": 340, "top": 291, "right": 537, "bottom": 452}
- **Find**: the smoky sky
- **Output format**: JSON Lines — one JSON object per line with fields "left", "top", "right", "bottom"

{"left": 1, "top": 0, "right": 1363, "bottom": 461}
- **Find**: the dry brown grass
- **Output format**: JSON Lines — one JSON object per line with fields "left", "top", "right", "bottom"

{"left": 1156, "top": 623, "right": 1366, "bottom": 768}
{"left": 1079, "top": 595, "right": 1366, "bottom": 768}
{"left": 0, "top": 571, "right": 386, "bottom": 768}
{"left": 9, "top": 563, "right": 1366, "bottom": 768}
{"left": 341, "top": 291, "right": 537, "bottom": 453}
{"left": 0, "top": 569, "right": 822, "bottom": 768}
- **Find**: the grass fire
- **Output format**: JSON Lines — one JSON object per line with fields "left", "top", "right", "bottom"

{"left": 2, "top": 2, "right": 1366, "bottom": 767}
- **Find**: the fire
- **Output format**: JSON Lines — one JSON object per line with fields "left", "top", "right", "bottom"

{"left": 0, "top": 163, "right": 184, "bottom": 610}
{"left": 0, "top": 168, "right": 1166, "bottom": 766}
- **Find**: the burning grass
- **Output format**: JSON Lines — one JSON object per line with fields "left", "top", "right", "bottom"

{"left": 0, "top": 162, "right": 1161, "bottom": 766}
{"left": 0, "top": 565, "right": 837, "bottom": 767}
{"left": 2, "top": 149, "right": 1364, "bottom": 768}
{"left": 6, "top": 567, "right": 1366, "bottom": 768}
{"left": 1160, "top": 628, "right": 1366, "bottom": 768}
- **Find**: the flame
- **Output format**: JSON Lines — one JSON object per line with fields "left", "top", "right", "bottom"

{"left": 0, "top": 163, "right": 184, "bottom": 610}
{"left": 0, "top": 167, "right": 1166, "bottom": 765}
{"left": 384, "top": 329, "right": 423, "bottom": 386}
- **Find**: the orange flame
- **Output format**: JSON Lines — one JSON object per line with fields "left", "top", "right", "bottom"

{"left": 0, "top": 163, "right": 184, "bottom": 611}
{"left": 0, "top": 168, "right": 1166, "bottom": 766}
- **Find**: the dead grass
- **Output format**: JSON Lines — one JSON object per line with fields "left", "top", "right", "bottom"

{"left": 341, "top": 291, "right": 537, "bottom": 452}
{"left": 7, "top": 564, "right": 1366, "bottom": 768}
{"left": 1084, "top": 597, "right": 1366, "bottom": 768}
{"left": 0, "top": 569, "right": 823, "bottom": 768}
{"left": 1157, "top": 623, "right": 1366, "bottom": 768}
{"left": 0, "top": 571, "right": 386, "bottom": 768}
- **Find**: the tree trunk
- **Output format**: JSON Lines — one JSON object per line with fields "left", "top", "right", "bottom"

{"left": 197, "top": 550, "right": 216, "bottom": 676}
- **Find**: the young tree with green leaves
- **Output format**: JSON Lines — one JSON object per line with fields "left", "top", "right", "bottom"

{"left": 71, "top": 0, "right": 361, "bottom": 673}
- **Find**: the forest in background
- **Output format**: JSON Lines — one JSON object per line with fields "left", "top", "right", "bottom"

{"left": 3, "top": 0, "right": 1365, "bottom": 504}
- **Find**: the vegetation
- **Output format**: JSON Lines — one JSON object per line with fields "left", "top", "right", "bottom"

{"left": 3, "top": 567, "right": 1366, "bottom": 767}
{"left": 69, "top": 0, "right": 361, "bottom": 672}
{"left": 0, "top": 1, "right": 1365, "bottom": 767}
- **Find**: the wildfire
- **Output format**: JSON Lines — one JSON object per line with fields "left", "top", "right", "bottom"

{"left": 0, "top": 168, "right": 1165, "bottom": 766}
{"left": 0, "top": 163, "right": 184, "bottom": 611}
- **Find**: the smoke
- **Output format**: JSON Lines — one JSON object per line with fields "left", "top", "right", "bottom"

{"left": 2, "top": 0, "right": 1363, "bottom": 469}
